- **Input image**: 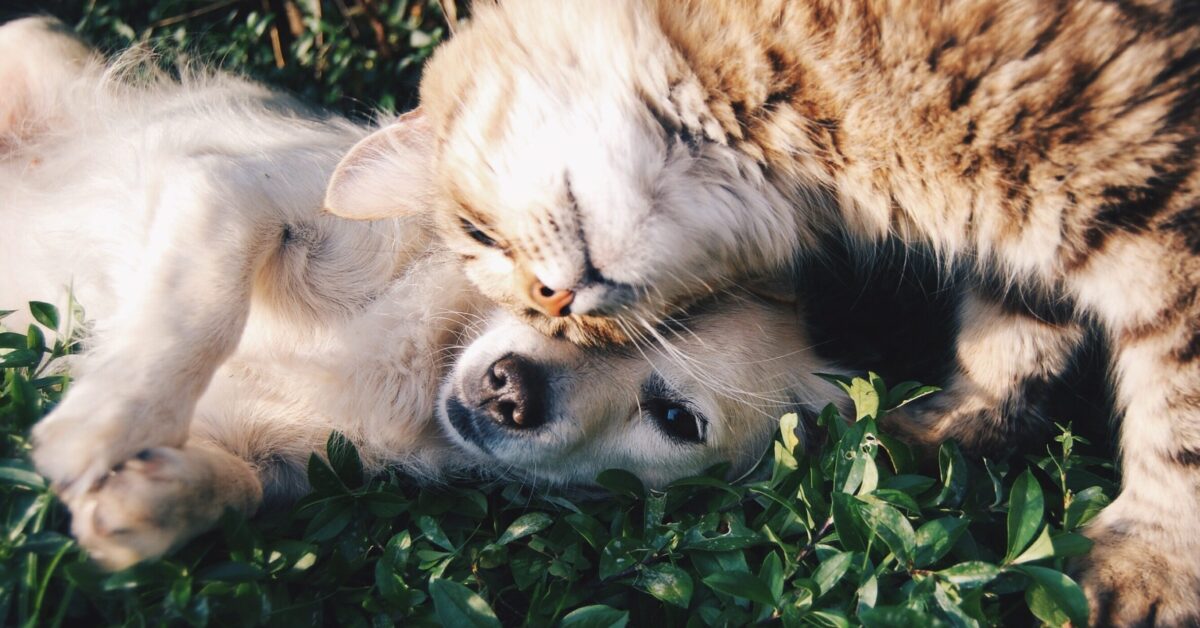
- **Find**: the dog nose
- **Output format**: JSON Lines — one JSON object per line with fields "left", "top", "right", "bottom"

{"left": 530, "top": 279, "right": 574, "bottom": 317}
{"left": 480, "top": 355, "right": 546, "bottom": 428}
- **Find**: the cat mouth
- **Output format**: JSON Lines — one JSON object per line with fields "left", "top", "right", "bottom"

{"left": 517, "top": 290, "right": 724, "bottom": 347}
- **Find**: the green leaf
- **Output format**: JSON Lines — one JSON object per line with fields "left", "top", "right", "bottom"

{"left": 0, "top": 349, "right": 40, "bottom": 368}
{"left": 363, "top": 490, "right": 407, "bottom": 517}
{"left": 933, "top": 441, "right": 969, "bottom": 508}
{"left": 639, "top": 563, "right": 693, "bottom": 609}
{"left": 937, "top": 562, "right": 1000, "bottom": 589}
{"left": 303, "top": 498, "right": 353, "bottom": 541}
{"left": 497, "top": 512, "right": 553, "bottom": 545}
{"left": 667, "top": 475, "right": 742, "bottom": 499}
{"left": 26, "top": 324, "right": 45, "bottom": 354}
{"left": 885, "top": 381, "right": 940, "bottom": 411}
{"left": 559, "top": 605, "right": 630, "bottom": 628}
{"left": 881, "top": 474, "right": 936, "bottom": 496}
{"left": 859, "top": 606, "right": 942, "bottom": 627}
{"left": 564, "top": 513, "right": 607, "bottom": 550}
{"left": 680, "top": 516, "right": 764, "bottom": 551}
{"left": 305, "top": 453, "right": 346, "bottom": 495}
{"left": 1011, "top": 565, "right": 1088, "bottom": 627}
{"left": 197, "top": 562, "right": 265, "bottom": 583}
{"left": 1010, "top": 526, "right": 1055, "bottom": 565}
{"left": 428, "top": 578, "right": 501, "bottom": 628}
{"left": 876, "top": 432, "right": 917, "bottom": 475}
{"left": 1009, "top": 529, "right": 1093, "bottom": 565}
{"left": 1004, "top": 470, "right": 1044, "bottom": 563}
{"left": 832, "top": 493, "right": 870, "bottom": 552}
{"left": 813, "top": 551, "right": 854, "bottom": 596}
{"left": 842, "top": 375, "right": 882, "bottom": 421}
{"left": 779, "top": 412, "right": 801, "bottom": 454}
{"left": 599, "top": 538, "right": 637, "bottom": 580}
{"left": 801, "top": 609, "right": 852, "bottom": 628}
{"left": 417, "top": 515, "right": 455, "bottom": 552}
{"left": 595, "top": 469, "right": 645, "bottom": 499}
{"left": 860, "top": 500, "right": 916, "bottom": 564}
{"left": 0, "top": 459, "right": 48, "bottom": 490}
{"left": 834, "top": 418, "right": 879, "bottom": 494}
{"left": 933, "top": 581, "right": 983, "bottom": 628}
{"left": 29, "top": 301, "right": 59, "bottom": 330}
{"left": 702, "top": 571, "right": 777, "bottom": 606}
{"left": 868, "top": 488, "right": 921, "bottom": 514}
{"left": 760, "top": 552, "right": 785, "bottom": 603}
{"left": 0, "top": 332, "right": 26, "bottom": 349}
{"left": 325, "top": 431, "right": 363, "bottom": 488}
{"left": 1064, "top": 486, "right": 1111, "bottom": 530}
{"left": 914, "top": 517, "right": 968, "bottom": 568}
{"left": 1047, "top": 532, "right": 1092, "bottom": 559}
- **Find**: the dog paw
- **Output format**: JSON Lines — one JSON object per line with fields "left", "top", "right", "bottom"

{"left": 1077, "top": 521, "right": 1200, "bottom": 627}
{"left": 31, "top": 382, "right": 189, "bottom": 500}
{"left": 67, "top": 447, "right": 234, "bottom": 571}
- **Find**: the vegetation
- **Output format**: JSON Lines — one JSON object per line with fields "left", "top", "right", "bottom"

{"left": 0, "top": 5, "right": 1118, "bottom": 624}
{"left": 0, "top": 301, "right": 1117, "bottom": 626}
{"left": 35, "top": 0, "right": 465, "bottom": 117}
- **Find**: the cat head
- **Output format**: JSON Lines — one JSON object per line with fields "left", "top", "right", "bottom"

{"left": 325, "top": 0, "right": 822, "bottom": 346}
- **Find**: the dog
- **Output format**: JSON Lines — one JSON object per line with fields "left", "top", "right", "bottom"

{"left": 2, "top": 18, "right": 842, "bottom": 570}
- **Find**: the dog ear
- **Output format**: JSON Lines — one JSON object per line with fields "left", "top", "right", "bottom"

{"left": 324, "top": 108, "right": 436, "bottom": 220}
{"left": 0, "top": 17, "right": 95, "bottom": 149}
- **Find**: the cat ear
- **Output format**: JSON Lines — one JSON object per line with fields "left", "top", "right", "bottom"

{"left": 324, "top": 108, "right": 436, "bottom": 220}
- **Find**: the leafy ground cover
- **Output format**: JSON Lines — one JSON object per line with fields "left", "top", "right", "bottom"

{"left": 27, "top": 0, "right": 464, "bottom": 117}
{"left": 0, "top": 301, "right": 1118, "bottom": 626}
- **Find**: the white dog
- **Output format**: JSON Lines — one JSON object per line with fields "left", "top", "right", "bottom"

{"left": 1, "top": 18, "right": 841, "bottom": 570}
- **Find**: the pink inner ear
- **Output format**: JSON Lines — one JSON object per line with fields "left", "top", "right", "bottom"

{"left": 0, "top": 71, "right": 36, "bottom": 156}
{"left": 323, "top": 108, "right": 437, "bottom": 221}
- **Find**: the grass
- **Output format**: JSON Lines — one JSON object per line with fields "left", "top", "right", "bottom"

{"left": 30, "top": 0, "right": 465, "bottom": 117}
{"left": 0, "top": 5, "right": 1121, "bottom": 625}
{"left": 0, "top": 301, "right": 1119, "bottom": 626}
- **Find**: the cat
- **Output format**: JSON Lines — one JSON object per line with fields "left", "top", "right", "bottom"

{"left": 323, "top": 1, "right": 1200, "bottom": 624}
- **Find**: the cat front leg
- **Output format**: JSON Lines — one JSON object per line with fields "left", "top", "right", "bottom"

{"left": 31, "top": 160, "right": 280, "bottom": 501}
{"left": 898, "top": 289, "right": 1084, "bottom": 453}
{"left": 1075, "top": 336, "right": 1200, "bottom": 626}
{"left": 1068, "top": 240, "right": 1200, "bottom": 626}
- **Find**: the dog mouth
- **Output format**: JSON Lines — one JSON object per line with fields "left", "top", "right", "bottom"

{"left": 443, "top": 395, "right": 493, "bottom": 455}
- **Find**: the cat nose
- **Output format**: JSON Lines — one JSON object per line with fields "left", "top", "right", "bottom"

{"left": 480, "top": 355, "right": 545, "bottom": 429}
{"left": 530, "top": 279, "right": 575, "bottom": 317}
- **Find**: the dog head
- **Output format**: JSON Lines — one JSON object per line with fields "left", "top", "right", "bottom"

{"left": 437, "top": 291, "right": 839, "bottom": 488}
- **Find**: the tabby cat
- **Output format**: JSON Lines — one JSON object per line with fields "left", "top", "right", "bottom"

{"left": 324, "top": 1, "right": 1200, "bottom": 623}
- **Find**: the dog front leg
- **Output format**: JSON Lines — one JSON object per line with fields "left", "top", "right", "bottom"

{"left": 32, "top": 163, "right": 279, "bottom": 500}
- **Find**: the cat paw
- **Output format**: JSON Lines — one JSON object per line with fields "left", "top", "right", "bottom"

{"left": 1076, "top": 521, "right": 1200, "bottom": 627}
{"left": 67, "top": 447, "right": 228, "bottom": 571}
{"left": 31, "top": 382, "right": 189, "bottom": 500}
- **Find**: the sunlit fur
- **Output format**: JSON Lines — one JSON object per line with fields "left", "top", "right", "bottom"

{"left": 2, "top": 19, "right": 845, "bottom": 571}
{"left": 328, "top": 1, "right": 1200, "bottom": 622}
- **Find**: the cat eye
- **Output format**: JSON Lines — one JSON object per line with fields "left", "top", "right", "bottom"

{"left": 645, "top": 398, "right": 706, "bottom": 444}
{"left": 460, "top": 217, "right": 499, "bottom": 248}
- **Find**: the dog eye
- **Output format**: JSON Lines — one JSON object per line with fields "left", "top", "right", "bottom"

{"left": 460, "top": 217, "right": 499, "bottom": 248}
{"left": 646, "top": 399, "right": 705, "bottom": 444}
